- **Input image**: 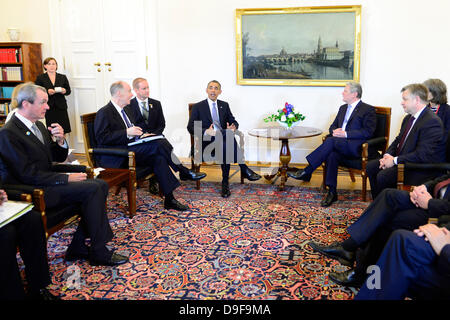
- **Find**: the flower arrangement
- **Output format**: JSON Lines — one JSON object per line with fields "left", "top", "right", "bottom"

{"left": 263, "top": 102, "right": 306, "bottom": 128}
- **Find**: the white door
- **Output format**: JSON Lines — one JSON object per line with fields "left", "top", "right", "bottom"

{"left": 57, "top": 0, "right": 148, "bottom": 152}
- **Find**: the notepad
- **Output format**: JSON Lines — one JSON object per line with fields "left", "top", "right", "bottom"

{"left": 0, "top": 201, "right": 34, "bottom": 229}
{"left": 127, "top": 134, "right": 164, "bottom": 146}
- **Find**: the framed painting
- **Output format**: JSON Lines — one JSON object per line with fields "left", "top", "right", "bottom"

{"left": 236, "top": 6, "right": 361, "bottom": 87}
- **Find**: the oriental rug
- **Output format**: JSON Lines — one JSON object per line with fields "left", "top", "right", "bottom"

{"left": 42, "top": 182, "right": 369, "bottom": 300}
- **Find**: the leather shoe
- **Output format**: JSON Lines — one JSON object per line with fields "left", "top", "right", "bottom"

{"left": 148, "top": 176, "right": 159, "bottom": 195}
{"left": 221, "top": 183, "right": 231, "bottom": 198}
{"left": 329, "top": 269, "right": 365, "bottom": 288}
{"left": 90, "top": 252, "right": 129, "bottom": 266}
{"left": 241, "top": 167, "right": 261, "bottom": 181}
{"left": 309, "top": 241, "right": 355, "bottom": 267}
{"left": 287, "top": 169, "right": 311, "bottom": 181}
{"left": 320, "top": 191, "right": 338, "bottom": 207}
{"left": 180, "top": 169, "right": 207, "bottom": 181}
{"left": 164, "top": 198, "right": 189, "bottom": 211}
{"left": 65, "top": 250, "right": 89, "bottom": 262}
{"left": 29, "top": 288, "right": 60, "bottom": 301}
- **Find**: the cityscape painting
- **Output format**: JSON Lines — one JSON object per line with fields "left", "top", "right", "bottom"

{"left": 236, "top": 6, "right": 361, "bottom": 87}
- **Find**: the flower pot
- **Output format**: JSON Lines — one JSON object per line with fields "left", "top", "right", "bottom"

{"left": 277, "top": 120, "right": 301, "bottom": 129}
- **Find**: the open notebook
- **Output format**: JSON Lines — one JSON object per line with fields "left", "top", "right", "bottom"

{"left": 0, "top": 201, "right": 34, "bottom": 229}
{"left": 128, "top": 134, "right": 164, "bottom": 146}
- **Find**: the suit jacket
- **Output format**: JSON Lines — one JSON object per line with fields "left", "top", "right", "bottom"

{"left": 329, "top": 101, "right": 376, "bottom": 140}
{"left": 125, "top": 97, "right": 166, "bottom": 135}
{"left": 94, "top": 102, "right": 138, "bottom": 168}
{"left": 0, "top": 114, "right": 68, "bottom": 187}
{"left": 325, "top": 101, "right": 376, "bottom": 157}
{"left": 386, "top": 107, "right": 445, "bottom": 164}
{"left": 187, "top": 99, "right": 239, "bottom": 136}
{"left": 424, "top": 173, "right": 450, "bottom": 217}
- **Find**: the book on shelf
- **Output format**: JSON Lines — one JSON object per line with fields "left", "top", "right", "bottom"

{"left": 0, "top": 102, "right": 10, "bottom": 115}
{"left": 0, "top": 47, "right": 22, "bottom": 63}
{"left": 0, "top": 66, "right": 23, "bottom": 81}
{"left": 0, "top": 200, "right": 34, "bottom": 229}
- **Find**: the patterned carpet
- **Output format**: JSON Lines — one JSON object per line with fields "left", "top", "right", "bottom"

{"left": 43, "top": 181, "right": 369, "bottom": 300}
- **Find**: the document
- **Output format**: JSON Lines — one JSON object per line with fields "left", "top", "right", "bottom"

{"left": 128, "top": 134, "right": 164, "bottom": 146}
{"left": 0, "top": 201, "right": 34, "bottom": 229}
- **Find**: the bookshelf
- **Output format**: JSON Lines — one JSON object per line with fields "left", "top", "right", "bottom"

{"left": 0, "top": 42, "right": 42, "bottom": 126}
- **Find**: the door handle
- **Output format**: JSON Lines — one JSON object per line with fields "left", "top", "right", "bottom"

{"left": 94, "top": 62, "right": 101, "bottom": 66}
{"left": 104, "top": 62, "right": 112, "bottom": 66}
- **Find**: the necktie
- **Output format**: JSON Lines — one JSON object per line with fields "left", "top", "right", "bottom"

{"left": 121, "top": 109, "right": 132, "bottom": 128}
{"left": 433, "top": 178, "right": 450, "bottom": 199}
{"left": 31, "top": 123, "right": 44, "bottom": 144}
{"left": 141, "top": 101, "right": 149, "bottom": 121}
{"left": 395, "top": 116, "right": 415, "bottom": 156}
{"left": 211, "top": 102, "right": 221, "bottom": 131}
{"left": 342, "top": 104, "right": 353, "bottom": 130}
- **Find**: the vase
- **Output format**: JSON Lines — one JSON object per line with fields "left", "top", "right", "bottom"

{"left": 277, "top": 120, "right": 301, "bottom": 129}
{"left": 7, "top": 28, "right": 20, "bottom": 41}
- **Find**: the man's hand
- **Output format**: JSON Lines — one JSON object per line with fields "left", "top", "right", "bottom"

{"left": 0, "top": 189, "right": 8, "bottom": 205}
{"left": 126, "top": 126, "right": 143, "bottom": 137}
{"left": 332, "top": 128, "right": 346, "bottom": 138}
{"left": 48, "top": 123, "right": 65, "bottom": 145}
{"left": 379, "top": 154, "right": 395, "bottom": 169}
{"left": 47, "top": 89, "right": 56, "bottom": 95}
{"left": 410, "top": 184, "right": 431, "bottom": 209}
{"left": 227, "top": 122, "right": 236, "bottom": 132}
{"left": 205, "top": 124, "right": 216, "bottom": 136}
{"left": 414, "top": 224, "right": 450, "bottom": 256}
{"left": 68, "top": 173, "right": 87, "bottom": 182}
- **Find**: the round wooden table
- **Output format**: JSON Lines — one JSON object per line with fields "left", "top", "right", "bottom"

{"left": 249, "top": 126, "right": 322, "bottom": 190}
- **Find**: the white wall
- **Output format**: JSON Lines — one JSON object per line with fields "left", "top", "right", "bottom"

{"left": 2, "top": 0, "right": 450, "bottom": 164}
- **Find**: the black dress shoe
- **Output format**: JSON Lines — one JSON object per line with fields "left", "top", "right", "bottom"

{"left": 30, "top": 288, "right": 60, "bottom": 301}
{"left": 90, "top": 252, "right": 129, "bottom": 266}
{"left": 242, "top": 168, "right": 261, "bottom": 181}
{"left": 287, "top": 169, "right": 312, "bottom": 181}
{"left": 65, "top": 250, "right": 89, "bottom": 262}
{"left": 180, "top": 170, "right": 207, "bottom": 181}
{"left": 320, "top": 191, "right": 338, "bottom": 207}
{"left": 309, "top": 241, "right": 355, "bottom": 266}
{"left": 148, "top": 176, "right": 160, "bottom": 195}
{"left": 329, "top": 269, "right": 365, "bottom": 288}
{"left": 164, "top": 198, "right": 189, "bottom": 211}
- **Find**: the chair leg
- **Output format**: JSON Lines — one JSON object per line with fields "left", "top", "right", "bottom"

{"left": 322, "top": 163, "right": 327, "bottom": 191}
{"left": 195, "top": 164, "right": 201, "bottom": 190}
{"left": 127, "top": 171, "right": 137, "bottom": 218}
{"left": 240, "top": 169, "right": 244, "bottom": 184}
{"left": 348, "top": 169, "right": 356, "bottom": 182}
{"left": 362, "top": 175, "right": 367, "bottom": 202}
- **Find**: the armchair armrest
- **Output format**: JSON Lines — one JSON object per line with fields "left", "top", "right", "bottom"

{"left": 52, "top": 164, "right": 87, "bottom": 172}
{"left": 397, "top": 162, "right": 450, "bottom": 190}
{"left": 365, "top": 136, "right": 386, "bottom": 148}
{"left": 3, "top": 187, "right": 32, "bottom": 202}
{"left": 89, "top": 148, "right": 136, "bottom": 170}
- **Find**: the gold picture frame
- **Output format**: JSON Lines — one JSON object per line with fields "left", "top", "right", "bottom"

{"left": 236, "top": 5, "right": 361, "bottom": 87}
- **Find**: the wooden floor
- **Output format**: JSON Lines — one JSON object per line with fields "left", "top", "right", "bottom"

{"left": 74, "top": 154, "right": 365, "bottom": 192}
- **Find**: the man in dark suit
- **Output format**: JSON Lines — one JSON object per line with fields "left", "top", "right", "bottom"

{"left": 309, "top": 173, "right": 450, "bottom": 288}
{"left": 0, "top": 83, "right": 128, "bottom": 267}
{"left": 187, "top": 80, "right": 261, "bottom": 197}
{"left": 355, "top": 220, "right": 450, "bottom": 300}
{"left": 94, "top": 81, "right": 203, "bottom": 211}
{"left": 367, "top": 83, "right": 445, "bottom": 199}
{"left": 288, "top": 82, "right": 376, "bottom": 207}
{"left": 0, "top": 188, "right": 58, "bottom": 300}
{"left": 125, "top": 77, "right": 205, "bottom": 194}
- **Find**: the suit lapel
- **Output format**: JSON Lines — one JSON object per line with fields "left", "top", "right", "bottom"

{"left": 346, "top": 101, "right": 361, "bottom": 126}
{"left": 203, "top": 99, "right": 213, "bottom": 124}
{"left": 109, "top": 103, "right": 128, "bottom": 129}
{"left": 11, "top": 115, "right": 52, "bottom": 161}
{"left": 217, "top": 100, "right": 226, "bottom": 127}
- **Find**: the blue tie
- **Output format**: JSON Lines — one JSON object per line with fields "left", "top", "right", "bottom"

{"left": 211, "top": 102, "right": 221, "bottom": 131}
{"left": 121, "top": 109, "right": 132, "bottom": 128}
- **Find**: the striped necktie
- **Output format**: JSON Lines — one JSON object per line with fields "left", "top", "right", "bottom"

{"left": 31, "top": 123, "right": 45, "bottom": 144}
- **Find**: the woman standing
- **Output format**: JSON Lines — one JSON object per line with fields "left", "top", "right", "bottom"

{"left": 35, "top": 57, "right": 72, "bottom": 134}
{"left": 423, "top": 78, "right": 450, "bottom": 137}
